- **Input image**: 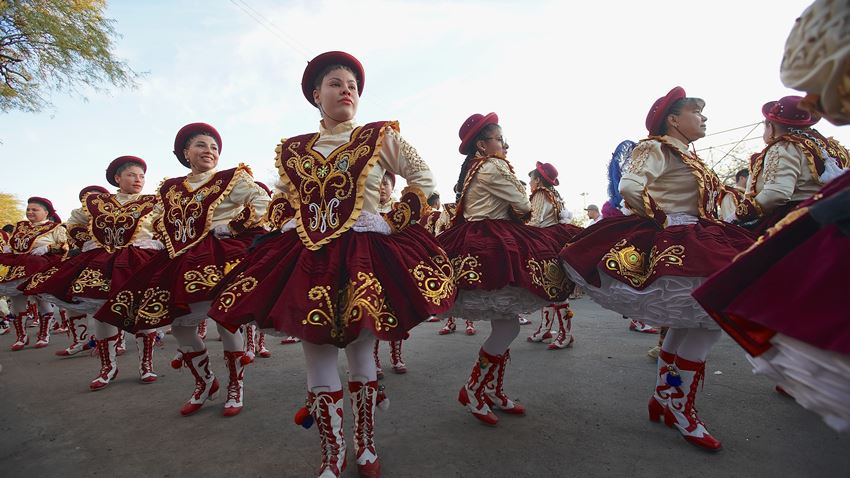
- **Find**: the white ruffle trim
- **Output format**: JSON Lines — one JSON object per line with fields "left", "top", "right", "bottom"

{"left": 170, "top": 300, "right": 213, "bottom": 327}
{"left": 563, "top": 262, "right": 717, "bottom": 329}
{"left": 351, "top": 211, "right": 391, "bottom": 235}
{"left": 0, "top": 278, "right": 26, "bottom": 297}
{"left": 132, "top": 239, "right": 165, "bottom": 250}
{"left": 281, "top": 218, "right": 296, "bottom": 233}
{"left": 665, "top": 213, "right": 698, "bottom": 226}
{"left": 81, "top": 240, "right": 99, "bottom": 253}
{"left": 748, "top": 334, "right": 850, "bottom": 432}
{"left": 443, "top": 286, "right": 550, "bottom": 322}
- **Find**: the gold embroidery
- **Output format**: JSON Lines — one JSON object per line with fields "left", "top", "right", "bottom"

{"left": 9, "top": 221, "right": 59, "bottom": 253}
{"left": 305, "top": 272, "right": 399, "bottom": 338}
{"left": 450, "top": 254, "right": 483, "bottom": 285}
{"left": 489, "top": 156, "right": 526, "bottom": 196}
{"left": 216, "top": 272, "right": 258, "bottom": 312}
{"left": 183, "top": 265, "right": 223, "bottom": 294}
{"left": 88, "top": 195, "right": 157, "bottom": 252}
{"left": 110, "top": 287, "right": 171, "bottom": 328}
{"left": 223, "top": 259, "right": 241, "bottom": 276}
{"left": 71, "top": 268, "right": 110, "bottom": 293}
{"left": 626, "top": 141, "right": 653, "bottom": 173}
{"left": 387, "top": 128, "right": 428, "bottom": 174}
{"left": 24, "top": 267, "right": 59, "bottom": 290}
{"left": 164, "top": 180, "right": 224, "bottom": 245}
{"left": 603, "top": 239, "right": 686, "bottom": 288}
{"left": 526, "top": 258, "right": 569, "bottom": 300}
{"left": 409, "top": 255, "right": 456, "bottom": 305}
{"left": 0, "top": 264, "right": 26, "bottom": 282}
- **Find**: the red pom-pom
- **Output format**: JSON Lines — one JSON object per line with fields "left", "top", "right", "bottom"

{"left": 170, "top": 354, "right": 183, "bottom": 369}
{"left": 240, "top": 352, "right": 254, "bottom": 366}
{"left": 294, "top": 406, "right": 314, "bottom": 429}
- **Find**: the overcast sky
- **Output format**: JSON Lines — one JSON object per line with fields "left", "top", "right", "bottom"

{"left": 2, "top": 0, "right": 845, "bottom": 222}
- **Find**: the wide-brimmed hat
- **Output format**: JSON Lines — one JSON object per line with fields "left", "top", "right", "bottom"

{"left": 458, "top": 112, "right": 499, "bottom": 155}
{"left": 105, "top": 156, "right": 147, "bottom": 186}
{"left": 173, "top": 123, "right": 222, "bottom": 168}
{"left": 645, "top": 86, "right": 686, "bottom": 135}
{"left": 301, "top": 51, "right": 365, "bottom": 107}
{"left": 762, "top": 95, "right": 818, "bottom": 128}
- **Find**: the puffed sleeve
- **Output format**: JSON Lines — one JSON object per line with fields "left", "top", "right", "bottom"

{"left": 478, "top": 158, "right": 531, "bottom": 218}
{"left": 227, "top": 167, "right": 271, "bottom": 234}
{"left": 619, "top": 140, "right": 667, "bottom": 218}
{"left": 529, "top": 190, "right": 552, "bottom": 227}
{"left": 379, "top": 126, "right": 436, "bottom": 197}
{"left": 754, "top": 142, "right": 803, "bottom": 214}
{"left": 66, "top": 207, "right": 89, "bottom": 228}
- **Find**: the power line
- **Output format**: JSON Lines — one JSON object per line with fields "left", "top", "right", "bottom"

{"left": 703, "top": 121, "right": 762, "bottom": 138}
{"left": 228, "top": 0, "right": 311, "bottom": 57}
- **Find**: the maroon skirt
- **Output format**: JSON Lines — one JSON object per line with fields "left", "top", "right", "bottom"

{"left": 94, "top": 232, "right": 261, "bottom": 332}
{"left": 693, "top": 174, "right": 850, "bottom": 356}
{"left": 560, "top": 215, "right": 753, "bottom": 328}
{"left": 438, "top": 219, "right": 573, "bottom": 303}
{"left": 0, "top": 252, "right": 64, "bottom": 295}
{"left": 19, "top": 247, "right": 158, "bottom": 303}
{"left": 208, "top": 224, "right": 456, "bottom": 347}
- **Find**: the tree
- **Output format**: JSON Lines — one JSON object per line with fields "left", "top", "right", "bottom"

{"left": 0, "top": 0, "right": 139, "bottom": 113}
{"left": 0, "top": 192, "right": 23, "bottom": 226}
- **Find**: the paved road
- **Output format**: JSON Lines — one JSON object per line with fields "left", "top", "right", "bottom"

{"left": 1, "top": 299, "right": 848, "bottom": 477}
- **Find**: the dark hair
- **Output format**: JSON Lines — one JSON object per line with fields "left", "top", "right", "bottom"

{"left": 2, "top": 224, "right": 13, "bottom": 233}
{"left": 735, "top": 168, "right": 749, "bottom": 182}
{"left": 313, "top": 64, "right": 361, "bottom": 93}
{"left": 454, "top": 123, "right": 501, "bottom": 202}
{"left": 658, "top": 97, "right": 706, "bottom": 135}
{"left": 115, "top": 161, "right": 146, "bottom": 177}
{"left": 184, "top": 132, "right": 219, "bottom": 151}
{"left": 427, "top": 192, "right": 440, "bottom": 207}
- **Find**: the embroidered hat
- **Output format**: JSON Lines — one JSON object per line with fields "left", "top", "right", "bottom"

{"left": 255, "top": 181, "right": 272, "bottom": 197}
{"left": 301, "top": 51, "right": 365, "bottom": 107}
{"left": 106, "top": 156, "right": 147, "bottom": 187}
{"left": 762, "top": 96, "right": 818, "bottom": 128}
{"left": 780, "top": 0, "right": 850, "bottom": 125}
{"left": 173, "top": 123, "right": 222, "bottom": 168}
{"left": 645, "top": 86, "right": 686, "bottom": 136}
{"left": 458, "top": 112, "right": 499, "bottom": 154}
{"left": 533, "top": 161, "right": 559, "bottom": 186}
{"left": 78, "top": 185, "right": 110, "bottom": 201}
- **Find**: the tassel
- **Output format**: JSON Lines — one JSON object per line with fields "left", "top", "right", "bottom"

{"left": 294, "top": 406, "right": 314, "bottom": 429}
{"left": 666, "top": 369, "right": 683, "bottom": 387}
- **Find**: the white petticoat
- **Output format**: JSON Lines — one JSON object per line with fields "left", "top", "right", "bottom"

{"left": 443, "top": 286, "right": 550, "bottom": 322}
{"left": 0, "top": 278, "right": 26, "bottom": 297}
{"left": 748, "top": 334, "right": 850, "bottom": 432}
{"left": 563, "top": 262, "right": 717, "bottom": 329}
{"left": 171, "top": 300, "right": 213, "bottom": 327}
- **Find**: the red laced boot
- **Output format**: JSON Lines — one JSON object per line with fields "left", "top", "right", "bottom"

{"left": 256, "top": 331, "right": 271, "bottom": 358}
{"left": 89, "top": 333, "right": 120, "bottom": 390}
{"left": 484, "top": 349, "right": 526, "bottom": 415}
{"left": 438, "top": 317, "right": 456, "bottom": 335}
{"left": 135, "top": 331, "right": 158, "bottom": 383}
{"left": 243, "top": 324, "right": 256, "bottom": 363}
{"left": 115, "top": 330, "right": 126, "bottom": 356}
{"left": 548, "top": 304, "right": 575, "bottom": 350}
{"left": 34, "top": 311, "right": 53, "bottom": 348}
{"left": 56, "top": 314, "right": 92, "bottom": 356}
{"left": 465, "top": 320, "right": 476, "bottom": 336}
{"left": 299, "top": 389, "right": 347, "bottom": 478}
{"left": 648, "top": 349, "right": 676, "bottom": 425}
{"left": 10, "top": 313, "right": 28, "bottom": 351}
{"left": 222, "top": 350, "right": 248, "bottom": 417}
{"left": 663, "top": 356, "right": 722, "bottom": 451}
{"left": 528, "top": 306, "right": 554, "bottom": 342}
{"left": 373, "top": 340, "right": 384, "bottom": 379}
{"left": 197, "top": 320, "right": 207, "bottom": 340}
{"left": 52, "top": 308, "right": 69, "bottom": 334}
{"left": 173, "top": 349, "right": 219, "bottom": 416}
{"left": 390, "top": 340, "right": 406, "bottom": 374}
{"left": 350, "top": 379, "right": 381, "bottom": 477}
{"left": 457, "top": 348, "right": 500, "bottom": 425}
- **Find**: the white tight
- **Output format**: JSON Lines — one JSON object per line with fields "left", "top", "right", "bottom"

{"left": 302, "top": 331, "right": 376, "bottom": 392}
{"left": 482, "top": 318, "right": 521, "bottom": 356}
{"left": 171, "top": 321, "right": 243, "bottom": 353}
{"left": 10, "top": 295, "right": 52, "bottom": 316}
{"left": 661, "top": 327, "right": 722, "bottom": 362}
{"left": 93, "top": 320, "right": 156, "bottom": 340}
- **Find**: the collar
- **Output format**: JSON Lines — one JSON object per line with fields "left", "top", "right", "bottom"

{"left": 319, "top": 119, "right": 357, "bottom": 136}
{"left": 186, "top": 168, "right": 217, "bottom": 184}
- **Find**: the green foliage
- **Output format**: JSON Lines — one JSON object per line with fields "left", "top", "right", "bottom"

{"left": 0, "top": 0, "right": 139, "bottom": 113}
{"left": 0, "top": 192, "right": 23, "bottom": 226}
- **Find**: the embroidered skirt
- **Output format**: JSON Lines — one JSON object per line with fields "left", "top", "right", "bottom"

{"left": 0, "top": 253, "right": 63, "bottom": 296}
{"left": 94, "top": 232, "right": 261, "bottom": 332}
{"left": 561, "top": 215, "right": 752, "bottom": 329}
{"left": 208, "top": 224, "right": 456, "bottom": 347}
{"left": 438, "top": 219, "right": 573, "bottom": 321}
{"left": 693, "top": 173, "right": 850, "bottom": 431}
{"left": 18, "top": 247, "right": 158, "bottom": 316}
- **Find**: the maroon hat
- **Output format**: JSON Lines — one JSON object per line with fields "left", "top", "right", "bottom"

{"left": 762, "top": 96, "right": 818, "bottom": 128}
{"left": 458, "top": 112, "right": 499, "bottom": 154}
{"left": 27, "top": 196, "right": 60, "bottom": 222}
{"left": 78, "top": 185, "right": 110, "bottom": 201}
{"left": 533, "top": 161, "right": 559, "bottom": 186}
{"left": 173, "top": 123, "right": 222, "bottom": 168}
{"left": 646, "top": 86, "right": 686, "bottom": 135}
{"left": 255, "top": 181, "right": 272, "bottom": 197}
{"left": 105, "top": 156, "right": 147, "bottom": 187}
{"left": 301, "top": 51, "right": 365, "bottom": 107}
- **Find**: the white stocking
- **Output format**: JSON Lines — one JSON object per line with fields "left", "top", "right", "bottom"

{"left": 482, "top": 318, "right": 520, "bottom": 356}
{"left": 171, "top": 324, "right": 205, "bottom": 352}
{"left": 676, "top": 328, "right": 722, "bottom": 362}
{"left": 217, "top": 322, "right": 243, "bottom": 352}
{"left": 345, "top": 331, "right": 377, "bottom": 382}
{"left": 302, "top": 341, "right": 342, "bottom": 392}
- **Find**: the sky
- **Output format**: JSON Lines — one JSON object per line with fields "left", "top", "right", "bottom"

{"left": 2, "top": 0, "right": 847, "bottom": 223}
